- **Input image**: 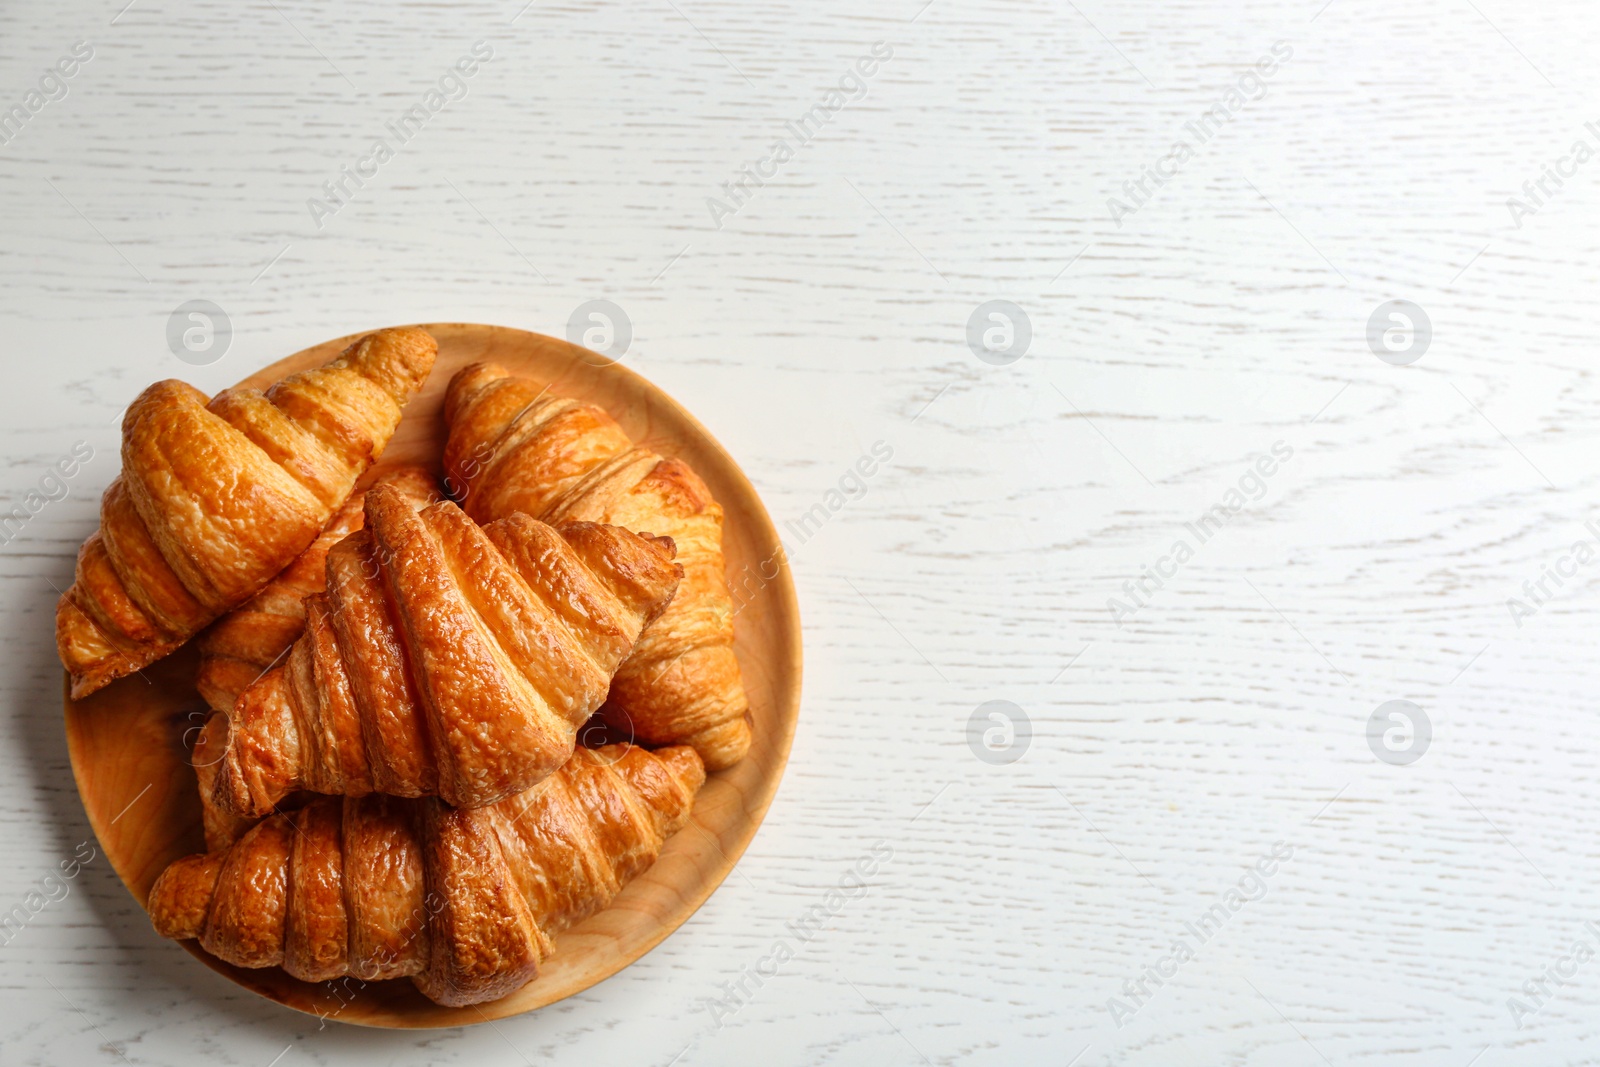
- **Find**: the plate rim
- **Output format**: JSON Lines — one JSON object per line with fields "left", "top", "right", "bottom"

{"left": 62, "top": 321, "right": 802, "bottom": 1028}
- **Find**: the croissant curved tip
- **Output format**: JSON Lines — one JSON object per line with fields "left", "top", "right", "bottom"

{"left": 119, "top": 379, "right": 209, "bottom": 435}
{"left": 338, "top": 327, "right": 439, "bottom": 404}
{"left": 554, "top": 520, "right": 678, "bottom": 565}
{"left": 653, "top": 744, "right": 708, "bottom": 797}
{"left": 148, "top": 851, "right": 223, "bottom": 941}
{"left": 361, "top": 477, "right": 408, "bottom": 514}
{"left": 60, "top": 633, "right": 172, "bottom": 701}
{"left": 685, "top": 714, "right": 752, "bottom": 773}
{"left": 202, "top": 706, "right": 284, "bottom": 821}
{"left": 636, "top": 532, "right": 678, "bottom": 562}
{"left": 199, "top": 711, "right": 244, "bottom": 812}
{"left": 370, "top": 464, "right": 444, "bottom": 507}
{"left": 443, "top": 361, "right": 512, "bottom": 425}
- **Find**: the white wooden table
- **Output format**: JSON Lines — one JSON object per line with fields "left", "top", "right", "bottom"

{"left": 3, "top": 0, "right": 1599, "bottom": 1062}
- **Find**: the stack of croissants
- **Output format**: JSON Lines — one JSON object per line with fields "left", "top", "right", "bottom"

{"left": 55, "top": 327, "right": 755, "bottom": 1008}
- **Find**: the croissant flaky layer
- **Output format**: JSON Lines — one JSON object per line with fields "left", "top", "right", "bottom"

{"left": 191, "top": 465, "right": 441, "bottom": 851}
{"left": 204, "top": 484, "right": 684, "bottom": 816}
{"left": 194, "top": 465, "right": 441, "bottom": 716}
{"left": 443, "top": 362, "right": 752, "bottom": 771}
{"left": 57, "top": 327, "right": 438, "bottom": 698}
{"left": 149, "top": 743, "right": 706, "bottom": 1007}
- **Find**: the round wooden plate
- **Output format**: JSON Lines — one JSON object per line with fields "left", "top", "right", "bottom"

{"left": 61, "top": 323, "right": 802, "bottom": 1027}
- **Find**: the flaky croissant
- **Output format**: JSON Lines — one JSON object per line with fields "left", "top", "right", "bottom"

{"left": 203, "top": 482, "right": 683, "bottom": 817}
{"left": 194, "top": 465, "right": 441, "bottom": 716}
{"left": 443, "top": 363, "right": 751, "bottom": 771}
{"left": 149, "top": 743, "right": 706, "bottom": 1007}
{"left": 191, "top": 465, "right": 441, "bottom": 851}
{"left": 57, "top": 327, "right": 438, "bottom": 698}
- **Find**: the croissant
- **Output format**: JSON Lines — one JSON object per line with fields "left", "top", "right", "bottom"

{"left": 203, "top": 481, "right": 683, "bottom": 817}
{"left": 442, "top": 363, "right": 751, "bottom": 771}
{"left": 195, "top": 466, "right": 442, "bottom": 715}
{"left": 191, "top": 465, "right": 441, "bottom": 850}
{"left": 149, "top": 743, "right": 705, "bottom": 1007}
{"left": 56, "top": 327, "right": 438, "bottom": 698}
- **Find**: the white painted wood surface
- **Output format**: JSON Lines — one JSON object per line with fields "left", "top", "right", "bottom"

{"left": 3, "top": 0, "right": 1599, "bottom": 1062}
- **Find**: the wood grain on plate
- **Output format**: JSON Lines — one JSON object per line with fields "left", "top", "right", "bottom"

{"left": 61, "top": 324, "right": 801, "bottom": 1027}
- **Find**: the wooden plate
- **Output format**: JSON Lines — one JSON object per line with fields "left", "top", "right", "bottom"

{"left": 61, "top": 323, "right": 802, "bottom": 1027}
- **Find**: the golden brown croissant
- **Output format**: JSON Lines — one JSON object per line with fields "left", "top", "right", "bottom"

{"left": 149, "top": 743, "right": 705, "bottom": 1007}
{"left": 442, "top": 363, "right": 751, "bottom": 771}
{"left": 203, "top": 482, "right": 683, "bottom": 817}
{"left": 57, "top": 327, "right": 438, "bottom": 698}
{"left": 194, "top": 466, "right": 443, "bottom": 714}
{"left": 191, "top": 465, "right": 442, "bottom": 850}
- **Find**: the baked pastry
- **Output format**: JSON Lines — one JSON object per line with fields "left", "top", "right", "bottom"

{"left": 442, "top": 363, "right": 751, "bottom": 770}
{"left": 56, "top": 327, "right": 438, "bottom": 698}
{"left": 194, "top": 466, "right": 441, "bottom": 716}
{"left": 203, "top": 483, "right": 683, "bottom": 816}
{"left": 149, "top": 743, "right": 705, "bottom": 1007}
{"left": 191, "top": 465, "right": 441, "bottom": 850}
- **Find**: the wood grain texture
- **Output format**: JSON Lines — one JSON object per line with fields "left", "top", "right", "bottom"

{"left": 5, "top": 0, "right": 1600, "bottom": 1062}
